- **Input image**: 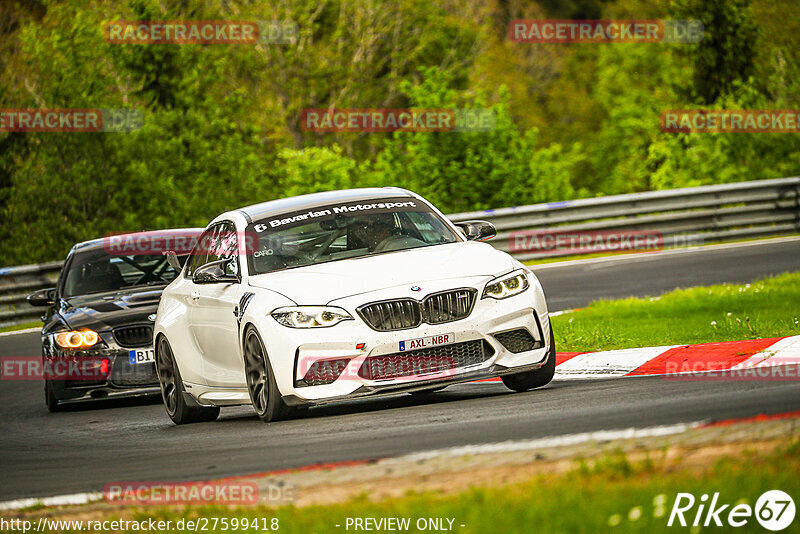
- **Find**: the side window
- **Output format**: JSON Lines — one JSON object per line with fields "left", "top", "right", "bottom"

{"left": 185, "top": 225, "right": 218, "bottom": 277}
{"left": 211, "top": 223, "right": 240, "bottom": 277}
{"left": 186, "top": 222, "right": 239, "bottom": 279}
{"left": 207, "top": 223, "right": 238, "bottom": 263}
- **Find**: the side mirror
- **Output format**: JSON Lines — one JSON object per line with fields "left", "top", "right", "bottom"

{"left": 455, "top": 220, "right": 496, "bottom": 241}
{"left": 28, "top": 287, "right": 56, "bottom": 307}
{"left": 192, "top": 259, "right": 239, "bottom": 284}
{"left": 164, "top": 251, "right": 182, "bottom": 272}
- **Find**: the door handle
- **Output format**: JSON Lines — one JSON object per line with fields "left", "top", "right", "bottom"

{"left": 191, "top": 290, "right": 200, "bottom": 301}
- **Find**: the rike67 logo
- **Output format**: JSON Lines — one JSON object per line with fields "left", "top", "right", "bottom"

{"left": 668, "top": 490, "right": 795, "bottom": 531}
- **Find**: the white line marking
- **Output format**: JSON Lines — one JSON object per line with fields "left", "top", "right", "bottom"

{"left": 0, "top": 327, "right": 41, "bottom": 337}
{"left": 0, "top": 491, "right": 102, "bottom": 511}
{"left": 393, "top": 422, "right": 700, "bottom": 462}
{"left": 531, "top": 236, "right": 800, "bottom": 271}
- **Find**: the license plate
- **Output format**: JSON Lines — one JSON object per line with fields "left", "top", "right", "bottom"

{"left": 399, "top": 333, "right": 454, "bottom": 352}
{"left": 129, "top": 348, "right": 155, "bottom": 365}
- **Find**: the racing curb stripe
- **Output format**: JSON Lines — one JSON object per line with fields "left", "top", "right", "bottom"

{"left": 729, "top": 335, "right": 800, "bottom": 370}
{"left": 472, "top": 335, "right": 800, "bottom": 382}
{"left": 626, "top": 337, "right": 783, "bottom": 377}
{"left": 553, "top": 345, "right": 682, "bottom": 379}
{"left": 698, "top": 410, "right": 800, "bottom": 428}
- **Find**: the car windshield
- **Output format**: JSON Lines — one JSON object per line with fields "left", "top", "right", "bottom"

{"left": 246, "top": 197, "right": 461, "bottom": 275}
{"left": 63, "top": 250, "right": 180, "bottom": 298}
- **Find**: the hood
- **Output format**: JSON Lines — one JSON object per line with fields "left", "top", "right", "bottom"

{"left": 59, "top": 287, "right": 162, "bottom": 331}
{"left": 247, "top": 241, "right": 515, "bottom": 304}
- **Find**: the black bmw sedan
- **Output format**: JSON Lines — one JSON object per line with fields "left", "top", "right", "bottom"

{"left": 27, "top": 229, "right": 201, "bottom": 411}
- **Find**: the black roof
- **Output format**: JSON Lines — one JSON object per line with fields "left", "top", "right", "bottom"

{"left": 71, "top": 228, "right": 204, "bottom": 253}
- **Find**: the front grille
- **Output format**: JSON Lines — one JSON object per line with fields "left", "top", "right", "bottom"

{"left": 358, "top": 339, "right": 493, "bottom": 380}
{"left": 357, "top": 299, "right": 421, "bottom": 331}
{"left": 113, "top": 325, "right": 153, "bottom": 348}
{"left": 358, "top": 288, "right": 477, "bottom": 332}
{"left": 422, "top": 288, "right": 477, "bottom": 324}
{"left": 494, "top": 328, "right": 540, "bottom": 353}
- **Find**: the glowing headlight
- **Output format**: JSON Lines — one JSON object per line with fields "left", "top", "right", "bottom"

{"left": 482, "top": 271, "right": 530, "bottom": 300}
{"left": 55, "top": 329, "right": 100, "bottom": 349}
{"left": 271, "top": 307, "right": 353, "bottom": 328}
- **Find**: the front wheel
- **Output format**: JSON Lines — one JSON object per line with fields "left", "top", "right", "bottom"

{"left": 156, "top": 335, "right": 219, "bottom": 424}
{"left": 243, "top": 326, "right": 306, "bottom": 422}
{"left": 44, "top": 379, "right": 63, "bottom": 412}
{"left": 501, "top": 323, "right": 556, "bottom": 392}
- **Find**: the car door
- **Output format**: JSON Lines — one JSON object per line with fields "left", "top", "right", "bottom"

{"left": 189, "top": 222, "right": 246, "bottom": 387}
{"left": 167, "top": 225, "right": 216, "bottom": 385}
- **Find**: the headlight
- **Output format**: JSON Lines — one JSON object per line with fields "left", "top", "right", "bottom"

{"left": 271, "top": 306, "right": 353, "bottom": 328}
{"left": 54, "top": 329, "right": 100, "bottom": 349}
{"left": 482, "top": 271, "right": 530, "bottom": 300}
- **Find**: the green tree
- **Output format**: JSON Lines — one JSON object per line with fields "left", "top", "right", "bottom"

{"left": 673, "top": 0, "right": 759, "bottom": 104}
{"left": 374, "top": 67, "right": 579, "bottom": 212}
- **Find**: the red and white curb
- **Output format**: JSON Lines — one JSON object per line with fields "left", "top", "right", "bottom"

{"left": 478, "top": 335, "right": 800, "bottom": 382}
{"left": 558, "top": 335, "right": 800, "bottom": 379}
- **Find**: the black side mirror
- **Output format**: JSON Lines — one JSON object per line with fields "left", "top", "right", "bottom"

{"left": 193, "top": 259, "right": 239, "bottom": 284}
{"left": 28, "top": 288, "right": 56, "bottom": 307}
{"left": 455, "top": 220, "right": 497, "bottom": 241}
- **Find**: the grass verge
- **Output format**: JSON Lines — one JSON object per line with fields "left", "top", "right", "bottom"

{"left": 552, "top": 272, "right": 800, "bottom": 352}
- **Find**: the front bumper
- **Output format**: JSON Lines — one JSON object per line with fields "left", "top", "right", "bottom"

{"left": 282, "top": 356, "right": 550, "bottom": 407}
{"left": 261, "top": 276, "right": 551, "bottom": 403}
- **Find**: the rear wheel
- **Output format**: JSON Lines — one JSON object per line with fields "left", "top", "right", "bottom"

{"left": 44, "top": 380, "right": 63, "bottom": 412}
{"left": 156, "top": 336, "right": 219, "bottom": 424}
{"left": 501, "top": 324, "right": 556, "bottom": 392}
{"left": 243, "top": 326, "right": 306, "bottom": 422}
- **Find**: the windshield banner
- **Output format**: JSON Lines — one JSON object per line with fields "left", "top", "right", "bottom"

{"left": 251, "top": 197, "right": 430, "bottom": 233}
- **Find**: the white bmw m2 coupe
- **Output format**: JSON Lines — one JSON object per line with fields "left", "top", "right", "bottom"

{"left": 154, "top": 188, "right": 554, "bottom": 424}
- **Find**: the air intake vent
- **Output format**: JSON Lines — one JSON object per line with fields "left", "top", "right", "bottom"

{"left": 494, "top": 328, "right": 540, "bottom": 353}
{"left": 358, "top": 339, "right": 493, "bottom": 380}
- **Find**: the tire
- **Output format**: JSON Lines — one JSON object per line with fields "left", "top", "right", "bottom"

{"left": 243, "top": 326, "right": 305, "bottom": 422}
{"left": 44, "top": 380, "right": 63, "bottom": 412}
{"left": 156, "top": 335, "right": 219, "bottom": 425}
{"left": 501, "top": 323, "right": 556, "bottom": 392}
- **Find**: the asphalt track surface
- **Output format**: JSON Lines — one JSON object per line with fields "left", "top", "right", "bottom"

{"left": 1, "top": 238, "right": 799, "bottom": 501}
